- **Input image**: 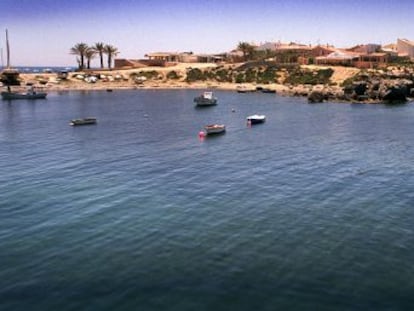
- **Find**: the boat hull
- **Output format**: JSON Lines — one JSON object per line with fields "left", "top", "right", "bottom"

{"left": 261, "top": 89, "right": 276, "bottom": 94}
{"left": 248, "top": 119, "right": 265, "bottom": 124}
{"left": 194, "top": 98, "right": 217, "bottom": 107}
{"left": 247, "top": 115, "right": 266, "bottom": 124}
{"left": 205, "top": 124, "right": 226, "bottom": 135}
{"left": 1, "top": 91, "right": 47, "bottom": 100}
{"left": 70, "top": 118, "right": 97, "bottom": 126}
{"left": 194, "top": 92, "right": 217, "bottom": 107}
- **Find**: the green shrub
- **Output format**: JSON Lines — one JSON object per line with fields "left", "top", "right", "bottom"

{"left": 166, "top": 71, "right": 180, "bottom": 80}
{"left": 235, "top": 73, "right": 245, "bottom": 83}
{"left": 131, "top": 70, "right": 159, "bottom": 80}
{"left": 257, "top": 67, "right": 278, "bottom": 84}
{"left": 214, "top": 69, "right": 232, "bottom": 82}
{"left": 186, "top": 68, "right": 206, "bottom": 82}
{"left": 244, "top": 68, "right": 257, "bottom": 83}
{"left": 285, "top": 68, "right": 333, "bottom": 85}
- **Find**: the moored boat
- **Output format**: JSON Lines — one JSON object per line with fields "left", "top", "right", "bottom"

{"left": 1, "top": 88, "right": 47, "bottom": 100}
{"left": 194, "top": 91, "right": 217, "bottom": 106}
{"left": 237, "top": 85, "right": 256, "bottom": 93}
{"left": 204, "top": 124, "right": 226, "bottom": 135}
{"left": 261, "top": 88, "right": 276, "bottom": 94}
{"left": 1, "top": 29, "right": 48, "bottom": 100}
{"left": 70, "top": 118, "right": 97, "bottom": 126}
{"left": 247, "top": 114, "right": 266, "bottom": 124}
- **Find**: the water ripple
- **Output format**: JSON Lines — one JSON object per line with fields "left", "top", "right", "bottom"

{"left": 1, "top": 91, "right": 414, "bottom": 310}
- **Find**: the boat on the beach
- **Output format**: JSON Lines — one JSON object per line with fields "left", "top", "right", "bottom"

{"left": 204, "top": 124, "right": 226, "bottom": 135}
{"left": 70, "top": 118, "right": 97, "bottom": 126}
{"left": 1, "top": 29, "right": 48, "bottom": 100}
{"left": 237, "top": 85, "right": 256, "bottom": 93}
{"left": 247, "top": 114, "right": 266, "bottom": 124}
{"left": 1, "top": 87, "right": 47, "bottom": 100}
{"left": 255, "top": 86, "right": 276, "bottom": 93}
{"left": 194, "top": 91, "right": 217, "bottom": 106}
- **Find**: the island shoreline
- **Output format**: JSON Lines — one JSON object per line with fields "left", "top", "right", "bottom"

{"left": 3, "top": 63, "right": 414, "bottom": 104}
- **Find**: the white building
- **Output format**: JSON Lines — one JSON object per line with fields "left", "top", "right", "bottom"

{"left": 397, "top": 38, "right": 414, "bottom": 59}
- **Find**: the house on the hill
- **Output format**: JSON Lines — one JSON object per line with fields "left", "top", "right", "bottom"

{"left": 114, "top": 51, "right": 226, "bottom": 69}
{"left": 144, "top": 52, "right": 179, "bottom": 66}
{"left": 315, "top": 50, "right": 360, "bottom": 66}
{"left": 255, "top": 42, "right": 336, "bottom": 65}
{"left": 347, "top": 44, "right": 382, "bottom": 54}
{"left": 354, "top": 52, "right": 388, "bottom": 69}
{"left": 397, "top": 38, "right": 414, "bottom": 60}
{"left": 299, "top": 45, "right": 336, "bottom": 65}
{"left": 315, "top": 47, "right": 389, "bottom": 69}
{"left": 114, "top": 59, "right": 148, "bottom": 69}
{"left": 311, "top": 45, "right": 336, "bottom": 57}
{"left": 273, "top": 42, "right": 312, "bottom": 64}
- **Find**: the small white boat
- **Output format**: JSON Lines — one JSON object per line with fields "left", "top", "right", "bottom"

{"left": 194, "top": 91, "right": 217, "bottom": 106}
{"left": 70, "top": 118, "right": 97, "bottom": 126}
{"left": 247, "top": 114, "right": 266, "bottom": 124}
{"left": 204, "top": 124, "right": 226, "bottom": 135}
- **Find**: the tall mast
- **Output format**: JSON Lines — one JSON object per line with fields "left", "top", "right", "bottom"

{"left": 6, "top": 29, "right": 10, "bottom": 69}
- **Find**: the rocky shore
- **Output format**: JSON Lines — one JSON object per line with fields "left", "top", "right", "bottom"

{"left": 306, "top": 68, "right": 414, "bottom": 104}
{"left": 3, "top": 63, "right": 414, "bottom": 104}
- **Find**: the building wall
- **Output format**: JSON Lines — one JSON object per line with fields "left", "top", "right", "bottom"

{"left": 114, "top": 59, "right": 147, "bottom": 69}
{"left": 311, "top": 46, "right": 335, "bottom": 57}
{"left": 315, "top": 57, "right": 356, "bottom": 66}
{"left": 179, "top": 54, "right": 198, "bottom": 63}
{"left": 397, "top": 39, "right": 414, "bottom": 59}
{"left": 349, "top": 44, "right": 381, "bottom": 54}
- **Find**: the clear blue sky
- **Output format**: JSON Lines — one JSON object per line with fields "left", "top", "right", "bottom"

{"left": 0, "top": 0, "right": 413, "bottom": 66}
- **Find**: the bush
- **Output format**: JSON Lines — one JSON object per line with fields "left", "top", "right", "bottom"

{"left": 257, "top": 67, "right": 278, "bottom": 84}
{"left": 130, "top": 70, "right": 159, "bottom": 80}
{"left": 213, "top": 69, "right": 232, "bottom": 82}
{"left": 285, "top": 68, "right": 333, "bottom": 85}
{"left": 185, "top": 68, "right": 206, "bottom": 82}
{"left": 166, "top": 71, "right": 180, "bottom": 80}
{"left": 244, "top": 68, "right": 257, "bottom": 83}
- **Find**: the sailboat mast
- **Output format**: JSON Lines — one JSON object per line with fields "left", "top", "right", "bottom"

{"left": 6, "top": 29, "right": 11, "bottom": 69}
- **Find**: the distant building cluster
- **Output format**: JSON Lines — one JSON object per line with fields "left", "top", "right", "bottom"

{"left": 114, "top": 38, "right": 414, "bottom": 69}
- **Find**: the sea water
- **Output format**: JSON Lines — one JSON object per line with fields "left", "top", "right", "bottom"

{"left": 1, "top": 90, "right": 414, "bottom": 310}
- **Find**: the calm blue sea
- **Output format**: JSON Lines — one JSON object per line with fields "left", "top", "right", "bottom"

{"left": 1, "top": 90, "right": 414, "bottom": 311}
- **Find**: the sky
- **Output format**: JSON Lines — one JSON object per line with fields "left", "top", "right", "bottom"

{"left": 0, "top": 0, "right": 413, "bottom": 66}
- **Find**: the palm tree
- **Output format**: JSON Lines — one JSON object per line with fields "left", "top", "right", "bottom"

{"left": 93, "top": 42, "right": 105, "bottom": 69}
{"left": 103, "top": 44, "right": 119, "bottom": 70}
{"left": 237, "top": 42, "right": 255, "bottom": 61}
{"left": 238, "top": 42, "right": 249, "bottom": 61}
{"left": 85, "top": 48, "right": 96, "bottom": 69}
{"left": 70, "top": 43, "right": 89, "bottom": 70}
